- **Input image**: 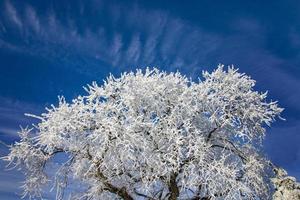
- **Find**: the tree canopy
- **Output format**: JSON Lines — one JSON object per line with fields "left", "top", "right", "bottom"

{"left": 3, "top": 65, "right": 283, "bottom": 199}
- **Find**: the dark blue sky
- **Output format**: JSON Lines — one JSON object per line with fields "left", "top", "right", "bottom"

{"left": 0, "top": 0, "right": 300, "bottom": 199}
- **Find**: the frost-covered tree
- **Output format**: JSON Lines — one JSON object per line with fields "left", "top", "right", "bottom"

{"left": 2, "top": 65, "right": 283, "bottom": 200}
{"left": 272, "top": 167, "right": 300, "bottom": 200}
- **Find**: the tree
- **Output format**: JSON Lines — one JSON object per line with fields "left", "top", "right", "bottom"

{"left": 2, "top": 65, "right": 283, "bottom": 200}
{"left": 272, "top": 167, "right": 300, "bottom": 199}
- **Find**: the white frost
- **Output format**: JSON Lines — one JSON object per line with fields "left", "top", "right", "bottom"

{"left": 2, "top": 65, "right": 283, "bottom": 199}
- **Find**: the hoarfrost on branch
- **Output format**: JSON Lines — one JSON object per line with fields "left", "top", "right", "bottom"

{"left": 2, "top": 65, "right": 283, "bottom": 199}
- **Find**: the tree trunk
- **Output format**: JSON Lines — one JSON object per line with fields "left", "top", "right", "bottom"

{"left": 168, "top": 172, "right": 179, "bottom": 200}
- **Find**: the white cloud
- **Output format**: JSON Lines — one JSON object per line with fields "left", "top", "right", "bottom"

{"left": 0, "top": 97, "right": 42, "bottom": 138}
{"left": 125, "top": 34, "right": 141, "bottom": 65}
{"left": 4, "top": 1, "right": 22, "bottom": 29}
{"left": 0, "top": 1, "right": 300, "bottom": 103}
{"left": 25, "top": 5, "right": 40, "bottom": 34}
{"left": 0, "top": 127, "right": 18, "bottom": 136}
{"left": 110, "top": 33, "right": 123, "bottom": 66}
{"left": 0, "top": 1, "right": 221, "bottom": 75}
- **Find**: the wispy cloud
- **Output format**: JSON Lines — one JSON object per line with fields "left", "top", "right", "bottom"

{"left": 0, "top": 0, "right": 221, "bottom": 75}
{"left": 1, "top": 1, "right": 300, "bottom": 119}
{"left": 0, "top": 97, "right": 42, "bottom": 140}
{"left": 1, "top": 0, "right": 300, "bottom": 119}
{"left": 25, "top": 5, "right": 40, "bottom": 34}
{"left": 125, "top": 34, "right": 141, "bottom": 64}
{"left": 0, "top": 160, "right": 23, "bottom": 200}
{"left": 4, "top": 0, "right": 22, "bottom": 29}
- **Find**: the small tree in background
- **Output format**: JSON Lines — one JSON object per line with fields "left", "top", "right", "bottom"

{"left": 2, "top": 65, "right": 283, "bottom": 199}
{"left": 272, "top": 167, "right": 300, "bottom": 199}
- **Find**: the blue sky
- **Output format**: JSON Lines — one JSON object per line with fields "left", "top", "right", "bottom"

{"left": 0, "top": 0, "right": 300, "bottom": 199}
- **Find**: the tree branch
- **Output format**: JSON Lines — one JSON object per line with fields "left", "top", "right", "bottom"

{"left": 94, "top": 161, "right": 134, "bottom": 200}
{"left": 205, "top": 127, "right": 218, "bottom": 142}
{"left": 210, "top": 144, "right": 247, "bottom": 163}
{"left": 210, "top": 135, "right": 249, "bottom": 164}
{"left": 104, "top": 182, "right": 133, "bottom": 200}
{"left": 134, "top": 188, "right": 157, "bottom": 200}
